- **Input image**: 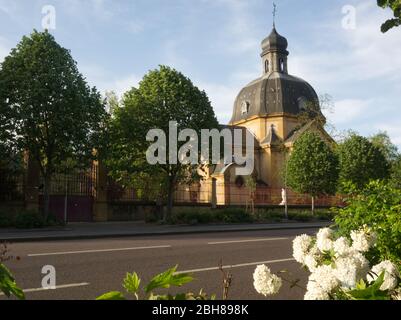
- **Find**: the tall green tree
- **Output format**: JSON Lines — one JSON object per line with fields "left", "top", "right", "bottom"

{"left": 370, "top": 131, "right": 399, "bottom": 163}
{"left": 377, "top": 0, "right": 401, "bottom": 33}
{"left": 390, "top": 156, "right": 401, "bottom": 189}
{"left": 286, "top": 131, "right": 339, "bottom": 213}
{"left": 0, "top": 30, "right": 106, "bottom": 218}
{"left": 105, "top": 65, "right": 219, "bottom": 220}
{"left": 338, "top": 134, "right": 390, "bottom": 190}
{"left": 369, "top": 132, "right": 400, "bottom": 190}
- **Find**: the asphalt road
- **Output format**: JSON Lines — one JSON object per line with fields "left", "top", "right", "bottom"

{"left": 2, "top": 228, "right": 318, "bottom": 300}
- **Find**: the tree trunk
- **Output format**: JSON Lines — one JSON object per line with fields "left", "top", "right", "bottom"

{"left": 43, "top": 174, "right": 52, "bottom": 221}
{"left": 311, "top": 196, "right": 315, "bottom": 215}
{"left": 164, "top": 175, "right": 175, "bottom": 222}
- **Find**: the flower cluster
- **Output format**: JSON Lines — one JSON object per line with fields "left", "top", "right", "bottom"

{"left": 253, "top": 265, "right": 282, "bottom": 297}
{"left": 254, "top": 226, "right": 401, "bottom": 300}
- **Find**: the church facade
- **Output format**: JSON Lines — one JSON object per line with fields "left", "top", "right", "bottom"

{"left": 200, "top": 27, "right": 334, "bottom": 206}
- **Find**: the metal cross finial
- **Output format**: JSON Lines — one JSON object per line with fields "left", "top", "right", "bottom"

{"left": 273, "top": 2, "right": 277, "bottom": 28}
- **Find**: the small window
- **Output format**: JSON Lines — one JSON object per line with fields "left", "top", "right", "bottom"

{"left": 298, "top": 97, "right": 307, "bottom": 111}
{"left": 279, "top": 58, "right": 284, "bottom": 72}
{"left": 241, "top": 101, "right": 250, "bottom": 115}
{"left": 235, "top": 176, "right": 245, "bottom": 188}
{"left": 265, "top": 60, "right": 269, "bottom": 73}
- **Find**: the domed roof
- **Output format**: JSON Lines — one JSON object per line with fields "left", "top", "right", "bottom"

{"left": 229, "top": 72, "right": 320, "bottom": 124}
{"left": 261, "top": 27, "right": 288, "bottom": 55}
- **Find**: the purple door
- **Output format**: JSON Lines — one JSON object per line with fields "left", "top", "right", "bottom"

{"left": 40, "top": 195, "right": 93, "bottom": 222}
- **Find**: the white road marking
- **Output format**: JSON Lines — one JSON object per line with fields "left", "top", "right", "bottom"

{"left": 27, "top": 245, "right": 172, "bottom": 257}
{"left": 208, "top": 237, "right": 289, "bottom": 245}
{"left": 0, "top": 282, "right": 90, "bottom": 296}
{"left": 176, "top": 258, "right": 295, "bottom": 274}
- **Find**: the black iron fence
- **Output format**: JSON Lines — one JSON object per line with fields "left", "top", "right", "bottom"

{"left": 0, "top": 165, "right": 344, "bottom": 208}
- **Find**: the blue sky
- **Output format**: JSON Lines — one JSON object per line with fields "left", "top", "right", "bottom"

{"left": 1, "top": 0, "right": 400, "bottom": 148}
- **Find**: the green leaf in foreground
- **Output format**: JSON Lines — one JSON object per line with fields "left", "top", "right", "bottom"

{"left": 96, "top": 291, "right": 126, "bottom": 300}
{"left": 123, "top": 272, "right": 141, "bottom": 294}
{"left": 0, "top": 264, "right": 25, "bottom": 300}
{"left": 144, "top": 265, "right": 194, "bottom": 293}
{"left": 346, "top": 272, "right": 390, "bottom": 300}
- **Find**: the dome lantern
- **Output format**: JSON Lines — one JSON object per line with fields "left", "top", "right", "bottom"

{"left": 261, "top": 27, "right": 289, "bottom": 75}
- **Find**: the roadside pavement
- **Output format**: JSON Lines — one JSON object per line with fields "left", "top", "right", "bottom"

{"left": 0, "top": 220, "right": 331, "bottom": 242}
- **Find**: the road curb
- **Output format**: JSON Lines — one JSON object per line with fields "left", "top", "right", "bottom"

{"left": 1, "top": 222, "right": 331, "bottom": 243}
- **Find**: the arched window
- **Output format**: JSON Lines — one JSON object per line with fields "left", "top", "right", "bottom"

{"left": 265, "top": 60, "right": 269, "bottom": 73}
{"left": 279, "top": 58, "right": 285, "bottom": 72}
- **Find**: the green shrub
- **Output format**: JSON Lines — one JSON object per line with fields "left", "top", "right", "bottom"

{"left": 257, "top": 210, "right": 283, "bottom": 222}
{"left": 14, "top": 211, "right": 45, "bottom": 229}
{"left": 168, "top": 208, "right": 253, "bottom": 225}
{"left": 288, "top": 211, "right": 312, "bottom": 222}
{"left": 195, "top": 211, "right": 214, "bottom": 224}
{"left": 0, "top": 211, "right": 13, "bottom": 228}
{"left": 215, "top": 208, "right": 253, "bottom": 223}
{"left": 315, "top": 210, "right": 335, "bottom": 221}
{"left": 334, "top": 180, "right": 401, "bottom": 263}
{"left": 45, "top": 214, "right": 65, "bottom": 227}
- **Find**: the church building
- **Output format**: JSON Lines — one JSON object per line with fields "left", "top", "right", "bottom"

{"left": 204, "top": 26, "right": 334, "bottom": 205}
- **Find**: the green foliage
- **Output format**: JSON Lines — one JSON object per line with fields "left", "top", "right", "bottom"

{"left": 169, "top": 208, "right": 253, "bottom": 225}
{"left": 145, "top": 266, "right": 193, "bottom": 293}
{"left": 97, "top": 265, "right": 214, "bottom": 300}
{"left": 286, "top": 131, "right": 339, "bottom": 197}
{"left": 167, "top": 207, "right": 334, "bottom": 225}
{"left": 0, "top": 30, "right": 107, "bottom": 217}
{"left": 215, "top": 208, "right": 254, "bottom": 223}
{"left": 14, "top": 211, "right": 45, "bottom": 229}
{"left": 338, "top": 134, "right": 390, "bottom": 190}
{"left": 123, "top": 272, "right": 140, "bottom": 299}
{"left": 377, "top": 0, "right": 401, "bottom": 33}
{"left": 0, "top": 264, "right": 25, "bottom": 300}
{"left": 0, "top": 210, "right": 63, "bottom": 229}
{"left": 0, "top": 211, "right": 13, "bottom": 228}
{"left": 390, "top": 155, "right": 401, "bottom": 189}
{"left": 287, "top": 210, "right": 334, "bottom": 222}
{"left": 370, "top": 131, "right": 399, "bottom": 163}
{"left": 104, "top": 65, "right": 219, "bottom": 219}
{"left": 96, "top": 291, "right": 125, "bottom": 300}
{"left": 346, "top": 273, "right": 389, "bottom": 300}
{"left": 334, "top": 180, "right": 401, "bottom": 263}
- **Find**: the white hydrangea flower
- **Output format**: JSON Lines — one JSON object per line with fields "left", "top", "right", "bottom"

{"left": 293, "top": 234, "right": 314, "bottom": 264}
{"left": 316, "top": 228, "right": 334, "bottom": 252}
{"left": 309, "top": 265, "right": 340, "bottom": 294}
{"left": 304, "top": 245, "right": 321, "bottom": 272}
{"left": 350, "top": 227, "right": 377, "bottom": 253}
{"left": 367, "top": 260, "right": 400, "bottom": 291}
{"left": 333, "top": 237, "right": 352, "bottom": 257}
{"left": 304, "top": 254, "right": 318, "bottom": 272}
{"left": 334, "top": 253, "right": 369, "bottom": 288}
{"left": 253, "top": 265, "right": 282, "bottom": 297}
{"left": 304, "top": 285, "right": 330, "bottom": 300}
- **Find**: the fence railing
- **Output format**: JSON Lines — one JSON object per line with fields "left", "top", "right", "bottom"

{"left": 107, "top": 181, "right": 344, "bottom": 207}
{"left": 0, "top": 171, "right": 24, "bottom": 202}
{"left": 0, "top": 166, "right": 344, "bottom": 207}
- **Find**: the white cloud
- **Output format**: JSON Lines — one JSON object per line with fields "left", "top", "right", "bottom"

{"left": 195, "top": 81, "right": 241, "bottom": 124}
{"left": 0, "top": 0, "right": 18, "bottom": 16}
{"left": 291, "top": 1, "right": 401, "bottom": 90}
{"left": 328, "top": 99, "right": 372, "bottom": 125}
{"left": 0, "top": 36, "right": 11, "bottom": 62}
{"left": 204, "top": 0, "right": 260, "bottom": 55}
{"left": 126, "top": 20, "right": 144, "bottom": 34}
{"left": 80, "top": 63, "right": 140, "bottom": 98}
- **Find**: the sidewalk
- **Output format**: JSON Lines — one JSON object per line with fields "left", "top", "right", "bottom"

{"left": 0, "top": 221, "right": 331, "bottom": 242}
